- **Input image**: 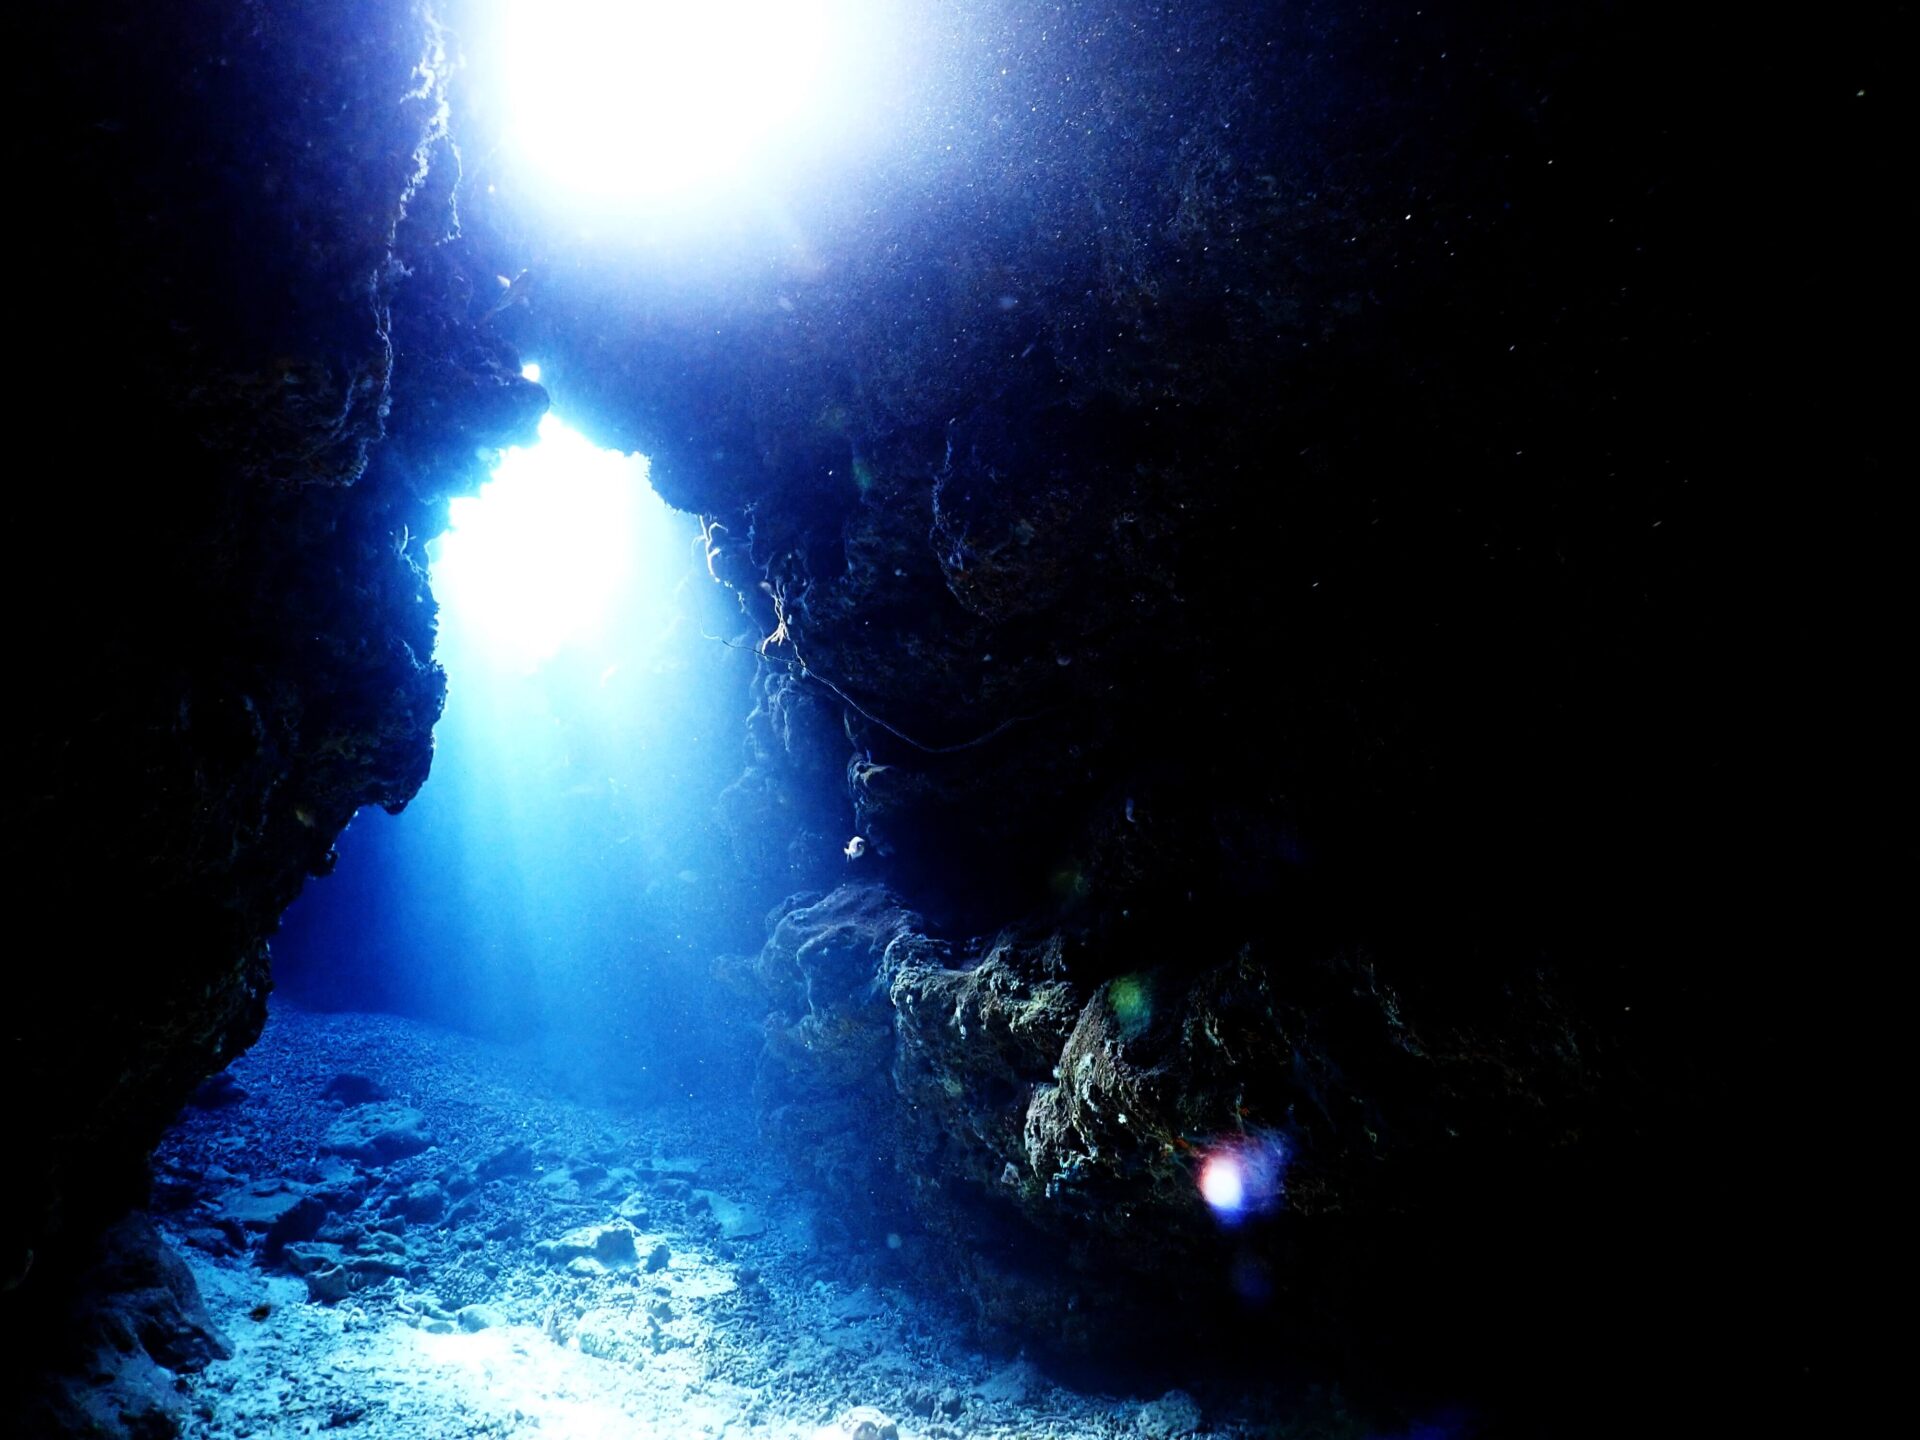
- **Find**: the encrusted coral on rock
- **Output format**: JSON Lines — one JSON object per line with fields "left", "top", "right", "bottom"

{"left": 745, "top": 894, "right": 1606, "bottom": 1354}
{"left": 738, "top": 887, "right": 946, "bottom": 1223}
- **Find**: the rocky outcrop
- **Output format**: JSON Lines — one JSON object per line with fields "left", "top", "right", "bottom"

{"left": 2, "top": 1217, "right": 230, "bottom": 1438}
{"left": 621, "top": 1, "right": 1899, "bottom": 1407}
{"left": 5, "top": 1, "right": 542, "bottom": 1309}
{"left": 717, "top": 667, "right": 848, "bottom": 893}
{"left": 744, "top": 890, "right": 1607, "bottom": 1359}
{"left": 3, "top": 0, "right": 1893, "bottom": 1429}
{"left": 729, "top": 887, "right": 946, "bottom": 1232}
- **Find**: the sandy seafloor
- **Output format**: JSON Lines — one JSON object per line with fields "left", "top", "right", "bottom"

{"left": 148, "top": 1005, "right": 1347, "bottom": 1440}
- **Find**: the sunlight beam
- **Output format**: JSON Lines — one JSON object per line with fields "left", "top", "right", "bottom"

{"left": 498, "top": 0, "right": 871, "bottom": 207}
{"left": 429, "top": 414, "right": 646, "bottom": 668}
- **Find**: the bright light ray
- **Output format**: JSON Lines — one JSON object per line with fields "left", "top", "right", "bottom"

{"left": 429, "top": 414, "right": 645, "bottom": 668}
{"left": 500, "top": 0, "right": 847, "bottom": 204}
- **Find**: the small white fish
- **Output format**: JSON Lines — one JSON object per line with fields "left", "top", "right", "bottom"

{"left": 843, "top": 836, "right": 868, "bottom": 861}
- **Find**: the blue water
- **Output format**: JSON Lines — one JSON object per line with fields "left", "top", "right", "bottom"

{"left": 273, "top": 417, "right": 764, "bottom": 1097}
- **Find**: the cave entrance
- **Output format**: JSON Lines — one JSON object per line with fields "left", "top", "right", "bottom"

{"left": 270, "top": 394, "right": 756, "bottom": 1097}
{"left": 430, "top": 379, "right": 654, "bottom": 673}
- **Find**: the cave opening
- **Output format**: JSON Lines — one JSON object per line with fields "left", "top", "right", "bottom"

{"left": 6, "top": 2, "right": 1892, "bottom": 1437}
{"left": 271, "top": 403, "right": 759, "bottom": 1086}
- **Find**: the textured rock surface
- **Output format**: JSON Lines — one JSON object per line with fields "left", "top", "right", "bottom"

{"left": 744, "top": 887, "right": 1613, "bottom": 1357}
{"left": 6, "top": 0, "right": 542, "bottom": 1311}
{"left": 321, "top": 1104, "right": 434, "bottom": 1167}
{"left": 0, "top": 0, "right": 1898, "bottom": 1432}
{"left": 497, "top": 0, "right": 1899, "bottom": 1418}
{"left": 3, "top": 1217, "right": 230, "bottom": 1438}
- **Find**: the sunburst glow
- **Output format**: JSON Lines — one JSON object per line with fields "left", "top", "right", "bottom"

{"left": 430, "top": 414, "right": 648, "bottom": 667}
{"left": 497, "top": 0, "right": 881, "bottom": 207}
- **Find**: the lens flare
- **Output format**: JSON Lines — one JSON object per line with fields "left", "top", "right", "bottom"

{"left": 1108, "top": 974, "right": 1153, "bottom": 1037}
{"left": 1195, "top": 1132, "right": 1288, "bottom": 1225}
{"left": 1198, "top": 1154, "right": 1247, "bottom": 1212}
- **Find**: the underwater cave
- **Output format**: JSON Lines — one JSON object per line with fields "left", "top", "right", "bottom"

{"left": 2, "top": 2, "right": 1901, "bottom": 1437}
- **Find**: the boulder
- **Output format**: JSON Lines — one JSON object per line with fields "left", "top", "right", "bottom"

{"left": 217, "top": 1179, "right": 310, "bottom": 1231}
{"left": 690, "top": 1190, "right": 765, "bottom": 1239}
{"left": 321, "top": 1103, "right": 431, "bottom": 1165}
{"left": 391, "top": 1182, "right": 446, "bottom": 1224}
{"left": 263, "top": 1194, "right": 328, "bottom": 1257}
{"left": 300, "top": 1252, "right": 414, "bottom": 1304}
{"left": 456, "top": 1304, "right": 506, "bottom": 1332}
{"left": 975, "top": 1359, "right": 1044, "bottom": 1406}
{"left": 1136, "top": 1391, "right": 1202, "bottom": 1439}
{"left": 536, "top": 1223, "right": 639, "bottom": 1270}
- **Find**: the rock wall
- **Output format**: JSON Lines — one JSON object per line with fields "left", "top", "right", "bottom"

{"left": 0, "top": 0, "right": 1897, "bottom": 1427}
{"left": 498, "top": 0, "right": 1899, "bottom": 1413}
{"left": 7, "top": 1216, "right": 233, "bottom": 1437}
{"left": 734, "top": 886, "right": 1610, "bottom": 1376}
{"left": 5, "top": 1, "right": 543, "bottom": 1310}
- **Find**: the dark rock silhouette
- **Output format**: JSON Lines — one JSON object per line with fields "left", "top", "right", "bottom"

{"left": 4, "top": 0, "right": 1900, "bottom": 1433}
{"left": 7, "top": 0, "right": 542, "bottom": 1308}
